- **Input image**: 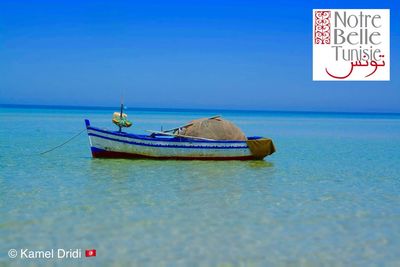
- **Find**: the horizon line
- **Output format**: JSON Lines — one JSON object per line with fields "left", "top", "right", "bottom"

{"left": 1, "top": 103, "right": 400, "bottom": 116}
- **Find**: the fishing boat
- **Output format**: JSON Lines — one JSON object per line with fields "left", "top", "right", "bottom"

{"left": 84, "top": 109, "right": 275, "bottom": 160}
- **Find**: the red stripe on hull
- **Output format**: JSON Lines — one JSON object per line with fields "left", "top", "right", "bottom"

{"left": 91, "top": 150, "right": 263, "bottom": 161}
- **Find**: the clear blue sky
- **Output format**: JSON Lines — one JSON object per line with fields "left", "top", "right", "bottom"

{"left": 0, "top": 0, "right": 398, "bottom": 112}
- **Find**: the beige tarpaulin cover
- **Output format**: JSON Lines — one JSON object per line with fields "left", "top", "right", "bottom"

{"left": 180, "top": 117, "right": 276, "bottom": 158}
{"left": 181, "top": 117, "right": 247, "bottom": 141}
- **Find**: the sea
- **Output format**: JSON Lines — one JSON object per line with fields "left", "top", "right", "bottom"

{"left": 1, "top": 105, "right": 400, "bottom": 266}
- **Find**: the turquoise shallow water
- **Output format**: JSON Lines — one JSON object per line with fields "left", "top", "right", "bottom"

{"left": 1, "top": 107, "right": 400, "bottom": 266}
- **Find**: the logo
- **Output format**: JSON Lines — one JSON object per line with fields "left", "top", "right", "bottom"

{"left": 313, "top": 9, "right": 390, "bottom": 81}
{"left": 7, "top": 248, "right": 96, "bottom": 260}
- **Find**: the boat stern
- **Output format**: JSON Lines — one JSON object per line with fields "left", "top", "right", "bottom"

{"left": 246, "top": 137, "right": 276, "bottom": 159}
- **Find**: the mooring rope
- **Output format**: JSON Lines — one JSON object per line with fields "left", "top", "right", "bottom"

{"left": 40, "top": 129, "right": 86, "bottom": 155}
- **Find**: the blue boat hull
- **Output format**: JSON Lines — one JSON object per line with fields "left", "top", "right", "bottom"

{"left": 85, "top": 119, "right": 275, "bottom": 160}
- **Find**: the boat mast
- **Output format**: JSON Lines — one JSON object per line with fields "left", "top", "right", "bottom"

{"left": 119, "top": 96, "right": 123, "bottom": 132}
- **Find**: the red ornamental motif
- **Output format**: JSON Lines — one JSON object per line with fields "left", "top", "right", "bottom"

{"left": 314, "top": 11, "right": 331, "bottom": 44}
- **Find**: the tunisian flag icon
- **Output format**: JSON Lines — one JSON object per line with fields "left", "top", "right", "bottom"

{"left": 85, "top": 249, "right": 96, "bottom": 257}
